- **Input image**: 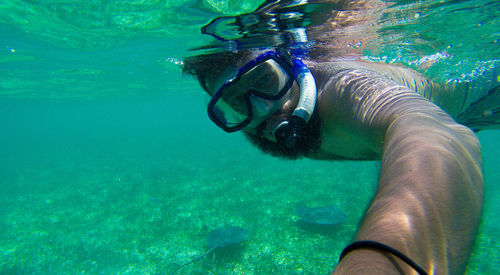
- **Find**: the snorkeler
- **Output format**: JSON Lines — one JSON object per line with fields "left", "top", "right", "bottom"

{"left": 182, "top": 0, "right": 498, "bottom": 274}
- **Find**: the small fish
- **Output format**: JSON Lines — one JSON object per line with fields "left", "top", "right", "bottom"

{"left": 295, "top": 204, "right": 346, "bottom": 225}
{"left": 177, "top": 226, "right": 248, "bottom": 270}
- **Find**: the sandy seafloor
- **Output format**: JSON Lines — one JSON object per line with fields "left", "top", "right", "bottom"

{"left": 0, "top": 94, "right": 498, "bottom": 274}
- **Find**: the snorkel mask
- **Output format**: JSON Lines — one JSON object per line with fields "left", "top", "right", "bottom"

{"left": 207, "top": 49, "right": 317, "bottom": 149}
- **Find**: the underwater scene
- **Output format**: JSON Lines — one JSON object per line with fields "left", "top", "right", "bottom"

{"left": 0, "top": 0, "right": 499, "bottom": 274}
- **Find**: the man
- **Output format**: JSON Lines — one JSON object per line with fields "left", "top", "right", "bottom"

{"left": 182, "top": 1, "right": 497, "bottom": 274}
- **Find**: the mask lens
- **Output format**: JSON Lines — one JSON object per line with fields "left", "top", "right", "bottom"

{"left": 237, "top": 59, "right": 290, "bottom": 97}
{"left": 218, "top": 58, "right": 291, "bottom": 114}
{"left": 208, "top": 53, "right": 293, "bottom": 132}
{"left": 211, "top": 96, "right": 250, "bottom": 128}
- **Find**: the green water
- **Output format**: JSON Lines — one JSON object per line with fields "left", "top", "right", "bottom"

{"left": 0, "top": 0, "right": 498, "bottom": 274}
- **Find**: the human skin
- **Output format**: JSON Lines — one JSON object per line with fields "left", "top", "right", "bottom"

{"left": 199, "top": 56, "right": 483, "bottom": 274}
{"left": 301, "top": 61, "right": 483, "bottom": 274}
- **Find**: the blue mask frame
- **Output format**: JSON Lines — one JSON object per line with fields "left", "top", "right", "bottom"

{"left": 207, "top": 50, "right": 295, "bottom": 132}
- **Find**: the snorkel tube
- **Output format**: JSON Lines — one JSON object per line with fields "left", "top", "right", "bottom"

{"left": 273, "top": 59, "right": 317, "bottom": 149}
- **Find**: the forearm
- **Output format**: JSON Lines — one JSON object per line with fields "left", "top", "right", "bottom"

{"left": 318, "top": 64, "right": 484, "bottom": 274}
{"left": 335, "top": 115, "right": 483, "bottom": 274}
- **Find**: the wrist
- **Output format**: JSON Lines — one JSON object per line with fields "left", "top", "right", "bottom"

{"left": 334, "top": 247, "right": 409, "bottom": 275}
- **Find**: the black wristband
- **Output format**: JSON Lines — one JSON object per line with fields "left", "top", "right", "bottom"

{"left": 339, "top": 240, "right": 428, "bottom": 275}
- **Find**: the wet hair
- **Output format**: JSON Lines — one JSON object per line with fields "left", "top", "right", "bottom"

{"left": 182, "top": 50, "right": 253, "bottom": 93}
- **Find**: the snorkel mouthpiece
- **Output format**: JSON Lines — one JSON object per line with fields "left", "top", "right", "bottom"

{"left": 273, "top": 59, "right": 317, "bottom": 149}
{"left": 274, "top": 115, "right": 307, "bottom": 149}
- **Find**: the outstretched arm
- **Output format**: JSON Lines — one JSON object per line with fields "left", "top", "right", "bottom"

{"left": 320, "top": 66, "right": 483, "bottom": 274}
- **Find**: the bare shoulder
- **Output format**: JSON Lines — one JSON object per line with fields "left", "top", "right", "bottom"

{"left": 309, "top": 60, "right": 456, "bottom": 159}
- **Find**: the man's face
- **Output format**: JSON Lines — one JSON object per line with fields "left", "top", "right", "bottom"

{"left": 205, "top": 52, "right": 300, "bottom": 138}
